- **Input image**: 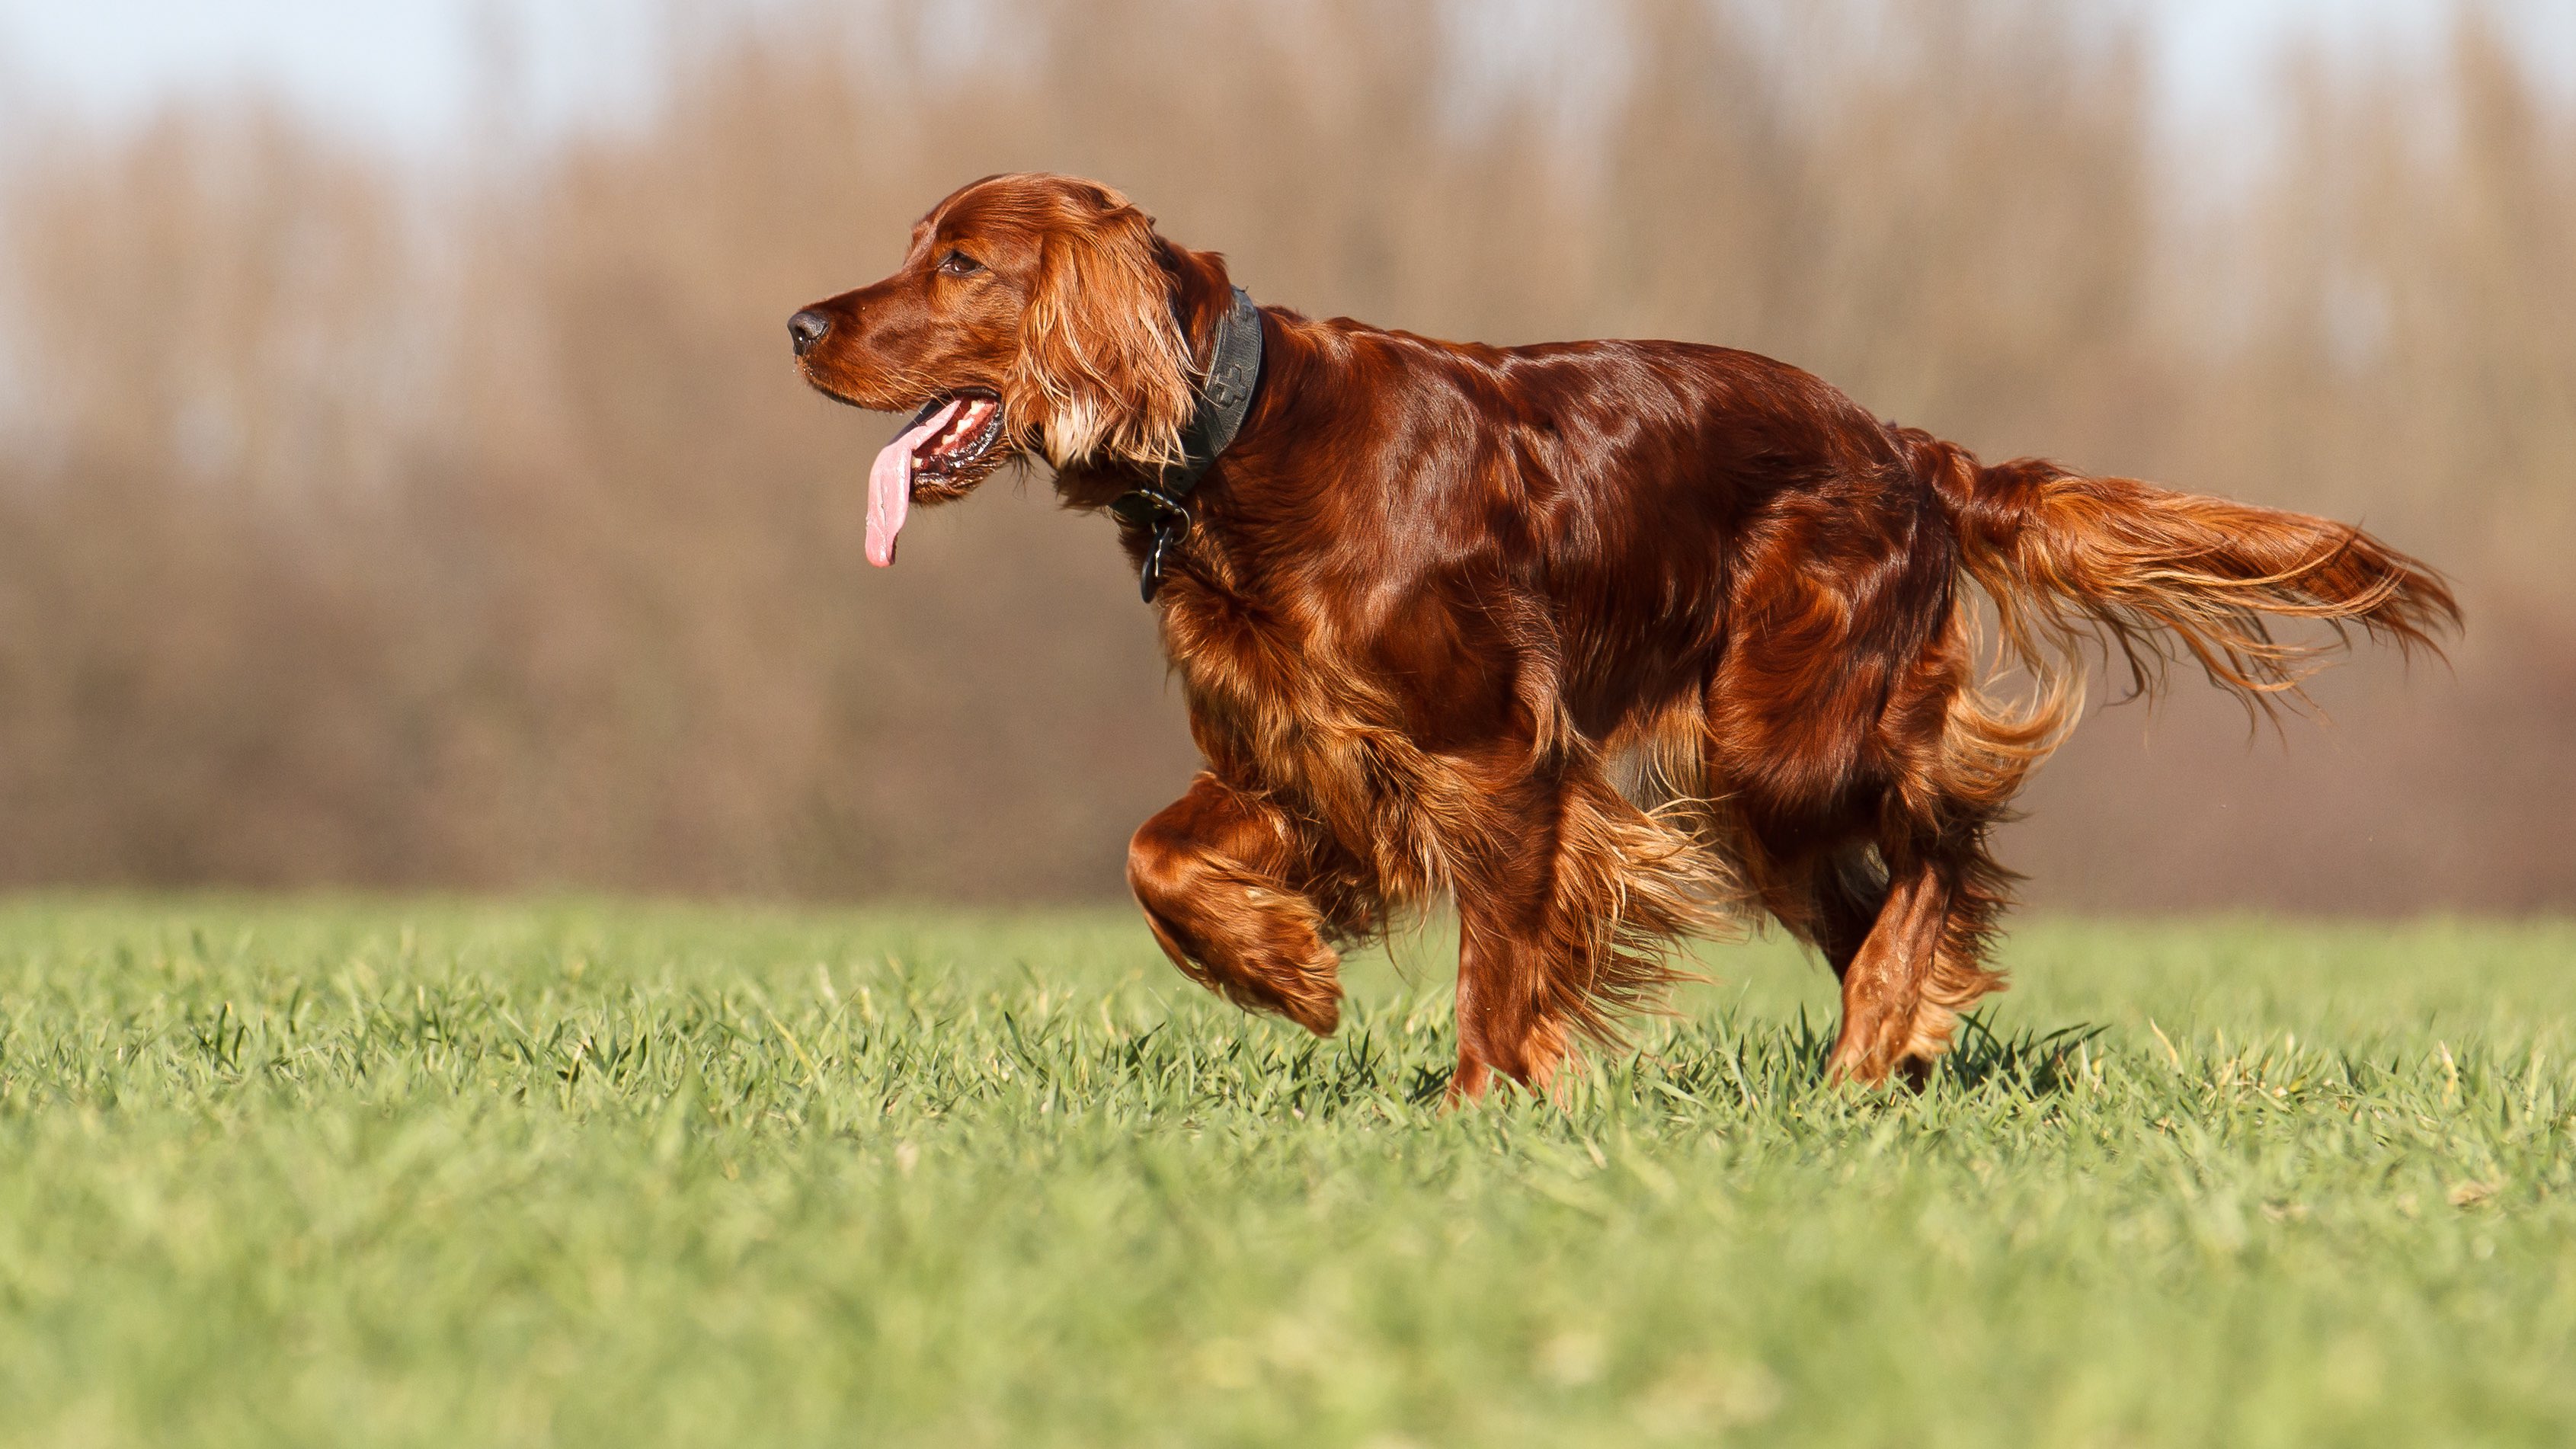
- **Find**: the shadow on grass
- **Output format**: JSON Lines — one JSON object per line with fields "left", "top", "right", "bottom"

{"left": 1932, "top": 1014, "right": 2107, "bottom": 1097}
{"left": 1214, "top": 998, "right": 2110, "bottom": 1118}
{"left": 1643, "top": 1006, "right": 2108, "bottom": 1109}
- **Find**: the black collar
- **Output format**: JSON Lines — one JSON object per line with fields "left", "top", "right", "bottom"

{"left": 1112, "top": 286, "right": 1263, "bottom": 602}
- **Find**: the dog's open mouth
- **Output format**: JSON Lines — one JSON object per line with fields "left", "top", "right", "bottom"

{"left": 907, "top": 390, "right": 1005, "bottom": 481}
{"left": 865, "top": 390, "right": 1004, "bottom": 568}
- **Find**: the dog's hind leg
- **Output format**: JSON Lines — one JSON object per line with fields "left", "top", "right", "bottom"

{"left": 1820, "top": 843, "right": 2011, "bottom": 1086}
{"left": 1821, "top": 856, "right": 1947, "bottom": 1084}
{"left": 1128, "top": 772, "right": 1363, "bottom": 1036}
{"left": 1794, "top": 843, "right": 1892, "bottom": 980}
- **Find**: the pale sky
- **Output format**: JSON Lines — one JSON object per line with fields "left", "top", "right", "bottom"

{"left": 0, "top": 0, "right": 2562, "bottom": 152}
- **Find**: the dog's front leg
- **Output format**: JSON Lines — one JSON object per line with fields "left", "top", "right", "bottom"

{"left": 1446, "top": 769, "right": 1583, "bottom": 1105}
{"left": 1445, "top": 759, "right": 1723, "bottom": 1104}
{"left": 1127, "top": 772, "right": 1346, "bottom": 1035}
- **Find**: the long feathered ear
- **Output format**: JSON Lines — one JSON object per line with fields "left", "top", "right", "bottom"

{"left": 1006, "top": 189, "right": 1195, "bottom": 472}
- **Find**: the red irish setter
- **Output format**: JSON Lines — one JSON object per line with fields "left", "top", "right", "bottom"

{"left": 791, "top": 174, "right": 2455, "bottom": 1097}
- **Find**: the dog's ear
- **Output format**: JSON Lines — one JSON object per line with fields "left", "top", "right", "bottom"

{"left": 1006, "top": 187, "right": 1194, "bottom": 472}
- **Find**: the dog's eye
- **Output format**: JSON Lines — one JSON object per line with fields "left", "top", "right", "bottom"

{"left": 938, "top": 250, "right": 984, "bottom": 277}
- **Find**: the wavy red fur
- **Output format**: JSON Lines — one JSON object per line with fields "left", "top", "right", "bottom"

{"left": 793, "top": 174, "right": 2459, "bottom": 1097}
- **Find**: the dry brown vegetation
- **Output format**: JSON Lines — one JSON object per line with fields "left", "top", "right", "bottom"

{"left": 0, "top": 0, "right": 2567, "bottom": 908}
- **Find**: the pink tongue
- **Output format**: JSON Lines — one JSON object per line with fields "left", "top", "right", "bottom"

{"left": 866, "top": 398, "right": 967, "bottom": 568}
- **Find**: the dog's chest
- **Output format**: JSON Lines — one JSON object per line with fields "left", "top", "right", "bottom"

{"left": 1160, "top": 592, "right": 1396, "bottom": 793}
{"left": 1157, "top": 583, "right": 1512, "bottom": 846}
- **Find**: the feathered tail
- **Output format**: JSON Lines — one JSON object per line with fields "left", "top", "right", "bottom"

{"left": 1926, "top": 449, "right": 2459, "bottom": 719}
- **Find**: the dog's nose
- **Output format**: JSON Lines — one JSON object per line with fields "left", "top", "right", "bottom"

{"left": 788, "top": 309, "right": 833, "bottom": 357}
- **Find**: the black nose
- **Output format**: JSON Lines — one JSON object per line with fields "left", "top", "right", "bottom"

{"left": 788, "top": 309, "right": 833, "bottom": 357}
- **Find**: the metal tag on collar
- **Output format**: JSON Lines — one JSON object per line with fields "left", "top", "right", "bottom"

{"left": 1140, "top": 516, "right": 1180, "bottom": 602}
{"left": 1112, "top": 489, "right": 1189, "bottom": 602}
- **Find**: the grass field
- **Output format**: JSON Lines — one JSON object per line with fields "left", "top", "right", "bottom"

{"left": 2, "top": 897, "right": 2571, "bottom": 1447}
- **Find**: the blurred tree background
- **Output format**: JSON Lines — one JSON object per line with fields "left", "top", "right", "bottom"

{"left": 0, "top": 0, "right": 2566, "bottom": 908}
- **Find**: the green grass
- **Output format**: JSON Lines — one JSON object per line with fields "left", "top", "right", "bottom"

{"left": 2, "top": 897, "right": 2571, "bottom": 1447}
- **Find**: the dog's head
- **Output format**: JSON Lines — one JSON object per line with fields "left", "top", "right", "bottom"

{"left": 792, "top": 174, "right": 1205, "bottom": 528}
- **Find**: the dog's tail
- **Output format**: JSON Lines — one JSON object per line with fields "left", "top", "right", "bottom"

{"left": 1918, "top": 440, "right": 2459, "bottom": 721}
